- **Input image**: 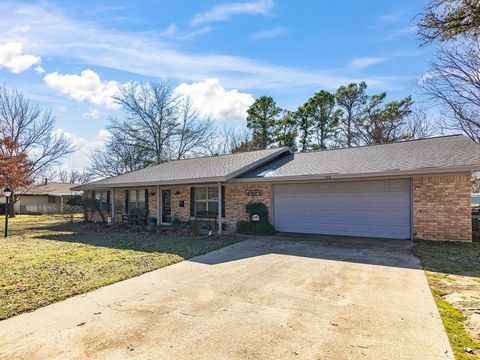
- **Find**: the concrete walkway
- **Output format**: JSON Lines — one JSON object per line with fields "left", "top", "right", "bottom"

{"left": 0, "top": 236, "right": 452, "bottom": 360}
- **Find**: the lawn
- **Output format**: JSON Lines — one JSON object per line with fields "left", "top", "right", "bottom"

{"left": 0, "top": 215, "right": 241, "bottom": 320}
{"left": 414, "top": 240, "right": 480, "bottom": 360}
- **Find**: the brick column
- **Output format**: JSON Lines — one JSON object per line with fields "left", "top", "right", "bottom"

{"left": 413, "top": 173, "right": 472, "bottom": 241}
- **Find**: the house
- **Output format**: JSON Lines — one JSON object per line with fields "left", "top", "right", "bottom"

{"left": 73, "top": 134, "right": 480, "bottom": 241}
{"left": 473, "top": 193, "right": 480, "bottom": 207}
{"left": 0, "top": 181, "right": 83, "bottom": 214}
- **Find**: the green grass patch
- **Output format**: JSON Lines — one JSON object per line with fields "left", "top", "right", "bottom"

{"left": 431, "top": 288, "right": 480, "bottom": 360}
{"left": 414, "top": 240, "right": 480, "bottom": 359}
{"left": 0, "top": 215, "right": 241, "bottom": 320}
{"left": 414, "top": 240, "right": 480, "bottom": 274}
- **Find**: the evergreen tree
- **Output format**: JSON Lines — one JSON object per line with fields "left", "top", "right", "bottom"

{"left": 335, "top": 82, "right": 367, "bottom": 147}
{"left": 276, "top": 110, "right": 298, "bottom": 151}
{"left": 294, "top": 105, "right": 313, "bottom": 152}
{"left": 357, "top": 93, "right": 414, "bottom": 144}
{"left": 304, "top": 90, "right": 341, "bottom": 150}
{"left": 246, "top": 96, "right": 282, "bottom": 149}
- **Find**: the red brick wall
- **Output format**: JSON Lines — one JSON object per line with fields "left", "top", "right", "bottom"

{"left": 167, "top": 183, "right": 272, "bottom": 231}
{"left": 224, "top": 183, "right": 272, "bottom": 229}
{"left": 413, "top": 173, "right": 472, "bottom": 241}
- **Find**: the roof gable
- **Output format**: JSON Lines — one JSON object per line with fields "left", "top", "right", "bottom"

{"left": 76, "top": 147, "right": 291, "bottom": 189}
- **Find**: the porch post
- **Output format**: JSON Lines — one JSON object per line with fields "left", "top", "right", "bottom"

{"left": 156, "top": 185, "right": 160, "bottom": 226}
{"left": 218, "top": 182, "right": 222, "bottom": 235}
{"left": 111, "top": 188, "right": 115, "bottom": 223}
{"left": 60, "top": 196, "right": 64, "bottom": 213}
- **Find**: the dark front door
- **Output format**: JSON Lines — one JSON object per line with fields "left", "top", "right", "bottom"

{"left": 161, "top": 189, "right": 171, "bottom": 223}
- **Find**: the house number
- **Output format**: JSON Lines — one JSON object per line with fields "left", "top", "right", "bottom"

{"left": 246, "top": 190, "right": 263, "bottom": 196}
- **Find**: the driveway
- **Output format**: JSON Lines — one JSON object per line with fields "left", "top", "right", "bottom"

{"left": 0, "top": 235, "right": 452, "bottom": 360}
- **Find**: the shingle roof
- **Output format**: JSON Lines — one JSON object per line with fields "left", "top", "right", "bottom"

{"left": 238, "top": 135, "right": 480, "bottom": 181}
{"left": 75, "top": 147, "right": 290, "bottom": 189}
{"left": 17, "top": 182, "right": 83, "bottom": 196}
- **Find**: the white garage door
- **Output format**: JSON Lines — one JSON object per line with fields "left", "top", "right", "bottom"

{"left": 273, "top": 179, "right": 411, "bottom": 239}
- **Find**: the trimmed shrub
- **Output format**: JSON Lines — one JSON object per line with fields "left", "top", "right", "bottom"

{"left": 245, "top": 202, "right": 269, "bottom": 221}
{"left": 236, "top": 220, "right": 276, "bottom": 235}
{"left": 236, "top": 201, "right": 276, "bottom": 235}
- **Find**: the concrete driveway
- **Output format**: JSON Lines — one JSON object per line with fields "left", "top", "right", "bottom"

{"left": 0, "top": 235, "right": 452, "bottom": 360}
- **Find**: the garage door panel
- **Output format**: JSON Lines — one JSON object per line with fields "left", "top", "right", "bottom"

{"left": 273, "top": 180, "right": 411, "bottom": 239}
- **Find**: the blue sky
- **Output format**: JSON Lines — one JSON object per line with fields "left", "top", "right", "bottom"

{"left": 0, "top": 0, "right": 432, "bottom": 170}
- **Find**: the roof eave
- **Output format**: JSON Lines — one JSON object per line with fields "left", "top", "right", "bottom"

{"left": 231, "top": 164, "right": 480, "bottom": 183}
{"left": 72, "top": 176, "right": 228, "bottom": 191}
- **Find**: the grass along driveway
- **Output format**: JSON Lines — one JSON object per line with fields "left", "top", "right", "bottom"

{"left": 414, "top": 240, "right": 480, "bottom": 359}
{"left": 0, "top": 215, "right": 240, "bottom": 320}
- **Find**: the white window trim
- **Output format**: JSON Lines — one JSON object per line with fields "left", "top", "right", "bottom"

{"left": 194, "top": 186, "right": 220, "bottom": 216}
{"left": 128, "top": 189, "right": 146, "bottom": 210}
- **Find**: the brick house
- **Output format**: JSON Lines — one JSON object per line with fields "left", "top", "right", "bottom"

{"left": 73, "top": 135, "right": 480, "bottom": 241}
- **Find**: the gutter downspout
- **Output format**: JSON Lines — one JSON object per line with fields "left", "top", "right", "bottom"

{"left": 218, "top": 182, "right": 222, "bottom": 235}
{"left": 156, "top": 185, "right": 160, "bottom": 226}
{"left": 111, "top": 188, "right": 115, "bottom": 223}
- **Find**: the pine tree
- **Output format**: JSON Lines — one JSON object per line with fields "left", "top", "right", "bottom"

{"left": 246, "top": 96, "right": 282, "bottom": 149}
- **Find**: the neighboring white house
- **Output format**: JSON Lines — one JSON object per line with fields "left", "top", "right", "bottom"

{"left": 473, "top": 193, "right": 480, "bottom": 207}
{"left": 0, "top": 181, "right": 82, "bottom": 214}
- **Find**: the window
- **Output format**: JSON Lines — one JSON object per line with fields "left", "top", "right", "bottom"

{"left": 94, "top": 191, "right": 110, "bottom": 213}
{"left": 48, "top": 195, "right": 56, "bottom": 204}
{"left": 195, "top": 187, "right": 219, "bottom": 216}
{"left": 128, "top": 189, "right": 146, "bottom": 211}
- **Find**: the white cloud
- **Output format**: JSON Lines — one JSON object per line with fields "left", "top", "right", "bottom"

{"left": 377, "top": 11, "right": 405, "bottom": 22}
{"left": 82, "top": 108, "right": 102, "bottom": 119}
{"left": 375, "top": 26, "right": 416, "bottom": 42}
{"left": 250, "top": 27, "right": 288, "bottom": 41}
{"left": 191, "top": 0, "right": 273, "bottom": 26}
{"left": 44, "top": 70, "right": 120, "bottom": 109}
{"left": 417, "top": 71, "right": 437, "bottom": 85}
{"left": 160, "top": 23, "right": 213, "bottom": 40}
{"left": 0, "top": 2, "right": 406, "bottom": 92}
{"left": 349, "top": 57, "right": 387, "bottom": 70}
{"left": 34, "top": 65, "right": 45, "bottom": 74}
{"left": 0, "top": 42, "right": 41, "bottom": 73}
{"left": 174, "top": 78, "right": 254, "bottom": 122}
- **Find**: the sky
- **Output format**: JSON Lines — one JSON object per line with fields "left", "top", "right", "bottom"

{"left": 0, "top": 0, "right": 434, "bottom": 171}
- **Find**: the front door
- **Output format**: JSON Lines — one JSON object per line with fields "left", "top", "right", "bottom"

{"left": 161, "top": 189, "right": 172, "bottom": 224}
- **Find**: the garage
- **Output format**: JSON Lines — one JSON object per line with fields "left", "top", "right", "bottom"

{"left": 273, "top": 179, "right": 411, "bottom": 239}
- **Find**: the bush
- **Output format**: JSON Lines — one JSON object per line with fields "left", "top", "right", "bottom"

{"left": 245, "top": 202, "right": 269, "bottom": 221}
{"left": 236, "top": 220, "right": 276, "bottom": 235}
{"left": 66, "top": 195, "right": 83, "bottom": 206}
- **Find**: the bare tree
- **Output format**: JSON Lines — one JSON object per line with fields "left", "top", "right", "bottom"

{"left": 404, "top": 106, "right": 438, "bottom": 139}
{"left": 89, "top": 126, "right": 147, "bottom": 177}
{"left": 0, "top": 85, "right": 75, "bottom": 180}
{"left": 204, "top": 126, "right": 252, "bottom": 155}
{"left": 56, "top": 169, "right": 94, "bottom": 184}
{"left": 421, "top": 39, "right": 480, "bottom": 142}
{"left": 111, "top": 81, "right": 181, "bottom": 165}
{"left": 173, "top": 98, "right": 215, "bottom": 159}
{"left": 90, "top": 81, "right": 216, "bottom": 178}
{"left": 472, "top": 171, "right": 480, "bottom": 192}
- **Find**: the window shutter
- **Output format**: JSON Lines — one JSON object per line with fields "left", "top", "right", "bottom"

{"left": 190, "top": 187, "right": 195, "bottom": 216}
{"left": 107, "top": 191, "right": 111, "bottom": 213}
{"left": 221, "top": 186, "right": 225, "bottom": 218}
{"left": 124, "top": 190, "right": 129, "bottom": 214}
{"left": 145, "top": 189, "right": 149, "bottom": 213}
